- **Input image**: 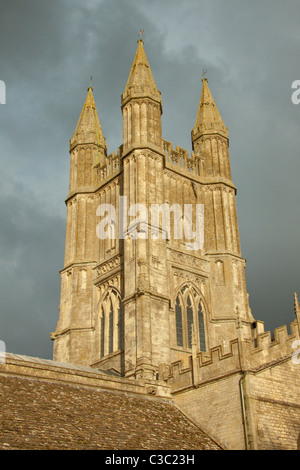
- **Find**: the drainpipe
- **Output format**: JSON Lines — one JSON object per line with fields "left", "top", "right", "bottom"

{"left": 236, "top": 306, "right": 250, "bottom": 450}
{"left": 239, "top": 371, "right": 249, "bottom": 450}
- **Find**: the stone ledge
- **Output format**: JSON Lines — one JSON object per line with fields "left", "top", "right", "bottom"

{"left": 0, "top": 353, "right": 171, "bottom": 399}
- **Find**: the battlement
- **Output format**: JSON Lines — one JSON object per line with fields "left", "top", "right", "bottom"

{"left": 162, "top": 139, "right": 203, "bottom": 177}
{"left": 95, "top": 145, "right": 123, "bottom": 185}
{"left": 169, "top": 319, "right": 300, "bottom": 393}
{"left": 95, "top": 139, "right": 203, "bottom": 185}
{"left": 248, "top": 319, "right": 299, "bottom": 368}
{"left": 169, "top": 339, "right": 241, "bottom": 393}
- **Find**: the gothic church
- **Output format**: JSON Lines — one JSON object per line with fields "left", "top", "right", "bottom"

{"left": 1, "top": 37, "right": 299, "bottom": 451}
{"left": 52, "top": 36, "right": 254, "bottom": 377}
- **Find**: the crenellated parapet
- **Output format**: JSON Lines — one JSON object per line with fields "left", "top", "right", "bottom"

{"left": 168, "top": 318, "right": 300, "bottom": 393}
{"left": 247, "top": 320, "right": 299, "bottom": 368}
{"left": 162, "top": 138, "right": 235, "bottom": 191}
{"left": 163, "top": 139, "right": 203, "bottom": 177}
{"left": 95, "top": 146, "right": 123, "bottom": 186}
{"left": 168, "top": 338, "right": 241, "bottom": 393}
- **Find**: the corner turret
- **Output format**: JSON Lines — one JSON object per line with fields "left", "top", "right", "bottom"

{"left": 191, "top": 77, "right": 231, "bottom": 180}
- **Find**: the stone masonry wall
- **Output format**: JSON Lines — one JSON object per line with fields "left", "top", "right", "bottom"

{"left": 174, "top": 373, "right": 246, "bottom": 450}
{"left": 246, "top": 359, "right": 300, "bottom": 450}
{"left": 170, "top": 321, "right": 300, "bottom": 450}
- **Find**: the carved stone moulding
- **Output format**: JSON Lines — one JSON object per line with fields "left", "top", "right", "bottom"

{"left": 93, "top": 254, "right": 123, "bottom": 284}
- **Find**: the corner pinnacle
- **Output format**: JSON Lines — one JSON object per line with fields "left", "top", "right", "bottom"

{"left": 192, "top": 76, "right": 228, "bottom": 141}
{"left": 70, "top": 85, "right": 107, "bottom": 153}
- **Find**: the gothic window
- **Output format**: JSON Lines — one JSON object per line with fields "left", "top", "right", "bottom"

{"left": 187, "top": 296, "right": 193, "bottom": 349}
{"left": 198, "top": 302, "right": 206, "bottom": 352}
{"left": 100, "top": 288, "right": 123, "bottom": 358}
{"left": 108, "top": 299, "right": 114, "bottom": 354}
{"left": 117, "top": 298, "right": 123, "bottom": 350}
{"left": 175, "top": 296, "right": 183, "bottom": 347}
{"left": 100, "top": 306, "right": 105, "bottom": 358}
{"left": 174, "top": 285, "right": 207, "bottom": 352}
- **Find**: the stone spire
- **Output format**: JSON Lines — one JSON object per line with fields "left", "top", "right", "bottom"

{"left": 191, "top": 77, "right": 228, "bottom": 147}
{"left": 70, "top": 85, "right": 107, "bottom": 154}
{"left": 191, "top": 77, "right": 232, "bottom": 181}
{"left": 121, "top": 36, "right": 163, "bottom": 152}
{"left": 121, "top": 36, "right": 162, "bottom": 109}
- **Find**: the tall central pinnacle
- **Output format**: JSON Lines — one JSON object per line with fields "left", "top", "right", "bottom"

{"left": 121, "top": 35, "right": 163, "bottom": 152}
{"left": 121, "top": 35, "right": 162, "bottom": 108}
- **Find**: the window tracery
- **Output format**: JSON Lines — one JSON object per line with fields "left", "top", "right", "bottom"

{"left": 175, "top": 285, "right": 207, "bottom": 352}
{"left": 100, "top": 288, "right": 123, "bottom": 357}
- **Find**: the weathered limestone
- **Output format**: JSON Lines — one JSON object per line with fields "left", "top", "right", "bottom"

{"left": 52, "top": 38, "right": 255, "bottom": 377}
{"left": 49, "top": 38, "right": 300, "bottom": 450}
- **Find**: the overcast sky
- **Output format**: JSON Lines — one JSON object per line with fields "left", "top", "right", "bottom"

{"left": 0, "top": 0, "right": 300, "bottom": 360}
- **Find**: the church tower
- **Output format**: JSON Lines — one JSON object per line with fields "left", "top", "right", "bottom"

{"left": 120, "top": 36, "right": 170, "bottom": 379}
{"left": 51, "top": 84, "right": 107, "bottom": 365}
{"left": 51, "top": 37, "right": 254, "bottom": 379}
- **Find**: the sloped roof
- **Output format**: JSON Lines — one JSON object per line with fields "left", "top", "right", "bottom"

{"left": 0, "top": 354, "right": 222, "bottom": 450}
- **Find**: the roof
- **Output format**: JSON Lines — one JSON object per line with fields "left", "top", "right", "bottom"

{"left": 0, "top": 353, "right": 222, "bottom": 450}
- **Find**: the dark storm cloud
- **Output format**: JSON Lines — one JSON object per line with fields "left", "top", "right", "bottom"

{"left": 0, "top": 170, "right": 65, "bottom": 357}
{"left": 0, "top": 0, "right": 299, "bottom": 358}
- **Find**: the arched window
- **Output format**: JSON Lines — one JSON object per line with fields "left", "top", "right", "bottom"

{"left": 174, "top": 285, "right": 207, "bottom": 352}
{"left": 175, "top": 296, "right": 183, "bottom": 347}
{"left": 100, "top": 288, "right": 123, "bottom": 358}
{"left": 100, "top": 306, "right": 105, "bottom": 358}
{"left": 117, "top": 298, "right": 123, "bottom": 351}
{"left": 198, "top": 302, "right": 206, "bottom": 352}
{"left": 108, "top": 299, "right": 114, "bottom": 354}
{"left": 187, "top": 296, "right": 193, "bottom": 349}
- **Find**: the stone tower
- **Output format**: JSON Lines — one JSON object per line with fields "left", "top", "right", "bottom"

{"left": 51, "top": 37, "right": 255, "bottom": 379}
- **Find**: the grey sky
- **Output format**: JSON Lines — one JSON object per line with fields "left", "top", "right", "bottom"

{"left": 0, "top": 0, "right": 299, "bottom": 359}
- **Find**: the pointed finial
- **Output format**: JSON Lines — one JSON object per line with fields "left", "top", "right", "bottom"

{"left": 138, "top": 29, "right": 145, "bottom": 44}
{"left": 294, "top": 292, "right": 300, "bottom": 336}
{"left": 88, "top": 76, "right": 93, "bottom": 91}
{"left": 202, "top": 69, "right": 208, "bottom": 81}
{"left": 294, "top": 292, "right": 300, "bottom": 314}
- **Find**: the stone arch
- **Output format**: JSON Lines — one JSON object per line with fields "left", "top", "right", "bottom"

{"left": 173, "top": 281, "right": 208, "bottom": 352}
{"left": 99, "top": 286, "right": 123, "bottom": 358}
